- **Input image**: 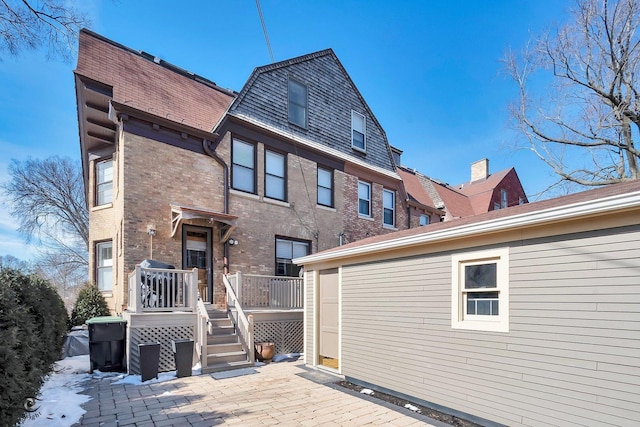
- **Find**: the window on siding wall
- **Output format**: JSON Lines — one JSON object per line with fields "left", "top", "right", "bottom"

{"left": 383, "top": 189, "right": 395, "bottom": 227}
{"left": 275, "top": 237, "right": 310, "bottom": 276}
{"left": 265, "top": 150, "right": 286, "bottom": 201}
{"left": 96, "top": 159, "right": 113, "bottom": 206}
{"left": 317, "top": 167, "right": 333, "bottom": 207}
{"left": 96, "top": 241, "right": 113, "bottom": 292}
{"left": 351, "top": 110, "right": 366, "bottom": 151}
{"left": 358, "top": 181, "right": 371, "bottom": 217}
{"left": 451, "top": 248, "right": 509, "bottom": 332}
{"left": 232, "top": 139, "right": 255, "bottom": 193}
{"left": 288, "top": 79, "right": 307, "bottom": 128}
{"left": 419, "top": 214, "right": 429, "bottom": 226}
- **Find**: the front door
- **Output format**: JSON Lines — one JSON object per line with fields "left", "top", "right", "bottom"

{"left": 182, "top": 225, "right": 212, "bottom": 303}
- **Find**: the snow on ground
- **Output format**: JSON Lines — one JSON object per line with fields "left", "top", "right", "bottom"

{"left": 19, "top": 355, "right": 201, "bottom": 427}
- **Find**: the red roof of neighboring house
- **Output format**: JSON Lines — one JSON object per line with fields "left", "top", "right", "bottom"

{"left": 455, "top": 168, "right": 523, "bottom": 214}
{"left": 397, "top": 168, "right": 436, "bottom": 207}
{"left": 75, "top": 30, "right": 235, "bottom": 132}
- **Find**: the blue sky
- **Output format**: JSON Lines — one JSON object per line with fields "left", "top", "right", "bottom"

{"left": 0, "top": 0, "right": 572, "bottom": 260}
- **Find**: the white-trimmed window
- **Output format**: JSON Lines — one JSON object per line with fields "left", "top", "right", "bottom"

{"left": 451, "top": 248, "right": 509, "bottom": 332}
{"left": 232, "top": 139, "right": 255, "bottom": 193}
{"left": 276, "top": 237, "right": 310, "bottom": 276}
{"left": 351, "top": 110, "right": 366, "bottom": 151}
{"left": 288, "top": 79, "right": 307, "bottom": 128}
{"left": 419, "top": 214, "right": 429, "bottom": 226}
{"left": 96, "top": 159, "right": 113, "bottom": 206}
{"left": 265, "top": 150, "right": 286, "bottom": 201}
{"left": 501, "top": 189, "right": 508, "bottom": 208}
{"left": 383, "top": 189, "right": 395, "bottom": 227}
{"left": 358, "top": 181, "right": 371, "bottom": 217}
{"left": 96, "top": 241, "right": 113, "bottom": 292}
{"left": 317, "top": 167, "right": 333, "bottom": 207}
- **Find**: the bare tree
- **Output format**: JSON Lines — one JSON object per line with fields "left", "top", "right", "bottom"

{"left": 2, "top": 156, "right": 88, "bottom": 270}
{"left": 0, "top": 254, "right": 31, "bottom": 271}
{"left": 34, "top": 252, "right": 86, "bottom": 312}
{"left": 0, "top": 0, "right": 89, "bottom": 60}
{"left": 505, "top": 0, "right": 640, "bottom": 192}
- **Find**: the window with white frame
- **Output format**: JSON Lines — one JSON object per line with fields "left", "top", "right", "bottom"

{"left": 288, "top": 79, "right": 307, "bottom": 128}
{"left": 501, "top": 189, "right": 508, "bottom": 208}
{"left": 96, "top": 241, "right": 113, "bottom": 292}
{"left": 351, "top": 110, "right": 366, "bottom": 151}
{"left": 419, "top": 214, "right": 429, "bottom": 226}
{"left": 358, "top": 181, "right": 371, "bottom": 217}
{"left": 96, "top": 159, "right": 113, "bottom": 206}
{"left": 317, "top": 167, "right": 333, "bottom": 207}
{"left": 275, "top": 237, "right": 310, "bottom": 276}
{"left": 265, "top": 150, "right": 286, "bottom": 201}
{"left": 232, "top": 139, "right": 255, "bottom": 193}
{"left": 451, "top": 248, "right": 509, "bottom": 332}
{"left": 383, "top": 189, "right": 395, "bottom": 227}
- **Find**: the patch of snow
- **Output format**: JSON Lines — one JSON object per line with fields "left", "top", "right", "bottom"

{"left": 19, "top": 355, "right": 91, "bottom": 427}
{"left": 271, "top": 353, "right": 302, "bottom": 363}
{"left": 404, "top": 403, "right": 422, "bottom": 413}
{"left": 360, "top": 388, "right": 375, "bottom": 395}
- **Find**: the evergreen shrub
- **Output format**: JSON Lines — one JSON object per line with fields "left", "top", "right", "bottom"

{"left": 70, "top": 282, "right": 110, "bottom": 327}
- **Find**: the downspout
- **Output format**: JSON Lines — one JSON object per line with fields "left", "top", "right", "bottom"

{"left": 203, "top": 135, "right": 231, "bottom": 276}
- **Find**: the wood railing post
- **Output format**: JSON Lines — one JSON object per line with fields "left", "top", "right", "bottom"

{"left": 134, "top": 265, "right": 142, "bottom": 313}
{"left": 191, "top": 268, "right": 198, "bottom": 309}
{"left": 236, "top": 271, "right": 242, "bottom": 306}
{"left": 248, "top": 314, "right": 255, "bottom": 363}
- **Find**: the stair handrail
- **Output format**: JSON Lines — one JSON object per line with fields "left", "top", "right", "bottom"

{"left": 195, "top": 298, "right": 210, "bottom": 371}
{"left": 223, "top": 273, "right": 255, "bottom": 363}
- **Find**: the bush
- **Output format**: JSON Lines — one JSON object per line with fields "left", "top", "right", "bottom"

{"left": 70, "top": 283, "right": 110, "bottom": 326}
{"left": 0, "top": 268, "right": 69, "bottom": 426}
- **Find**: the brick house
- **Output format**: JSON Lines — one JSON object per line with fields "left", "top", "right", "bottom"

{"left": 74, "top": 30, "right": 409, "bottom": 313}
{"left": 398, "top": 158, "right": 528, "bottom": 223}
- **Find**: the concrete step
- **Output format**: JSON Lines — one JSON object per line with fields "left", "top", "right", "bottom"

{"left": 207, "top": 350, "right": 248, "bottom": 365}
{"left": 208, "top": 342, "right": 244, "bottom": 354}
{"left": 202, "top": 360, "right": 255, "bottom": 374}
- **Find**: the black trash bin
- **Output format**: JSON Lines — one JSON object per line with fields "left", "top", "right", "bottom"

{"left": 139, "top": 342, "right": 161, "bottom": 382}
{"left": 86, "top": 316, "right": 127, "bottom": 372}
{"left": 172, "top": 339, "right": 194, "bottom": 378}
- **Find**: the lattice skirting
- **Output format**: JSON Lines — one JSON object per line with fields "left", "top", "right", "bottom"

{"left": 254, "top": 320, "right": 303, "bottom": 355}
{"left": 129, "top": 325, "right": 194, "bottom": 374}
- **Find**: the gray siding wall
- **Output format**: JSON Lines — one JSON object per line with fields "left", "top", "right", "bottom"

{"left": 304, "top": 270, "right": 315, "bottom": 363}
{"left": 340, "top": 225, "right": 640, "bottom": 427}
{"left": 231, "top": 53, "right": 394, "bottom": 172}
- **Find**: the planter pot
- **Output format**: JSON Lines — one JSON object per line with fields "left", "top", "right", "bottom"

{"left": 255, "top": 342, "right": 276, "bottom": 362}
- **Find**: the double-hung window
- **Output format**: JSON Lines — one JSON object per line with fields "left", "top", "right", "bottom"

{"left": 232, "top": 139, "right": 255, "bottom": 193}
{"left": 452, "top": 248, "right": 509, "bottom": 332}
{"left": 275, "top": 237, "right": 310, "bottom": 276}
{"left": 501, "top": 189, "right": 508, "bottom": 208}
{"left": 96, "top": 241, "right": 113, "bottom": 292}
{"left": 383, "top": 189, "right": 395, "bottom": 227}
{"left": 351, "top": 110, "right": 366, "bottom": 151}
{"left": 288, "top": 79, "right": 307, "bottom": 128}
{"left": 96, "top": 159, "right": 113, "bottom": 206}
{"left": 317, "top": 167, "right": 333, "bottom": 207}
{"left": 265, "top": 150, "right": 286, "bottom": 201}
{"left": 358, "top": 181, "right": 371, "bottom": 217}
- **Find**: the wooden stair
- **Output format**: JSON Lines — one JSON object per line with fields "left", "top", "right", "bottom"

{"left": 202, "top": 308, "right": 253, "bottom": 373}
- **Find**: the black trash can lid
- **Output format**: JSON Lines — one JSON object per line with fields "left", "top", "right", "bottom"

{"left": 86, "top": 316, "right": 127, "bottom": 324}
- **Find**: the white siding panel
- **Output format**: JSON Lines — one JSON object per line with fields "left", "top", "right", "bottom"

{"left": 338, "top": 225, "right": 640, "bottom": 427}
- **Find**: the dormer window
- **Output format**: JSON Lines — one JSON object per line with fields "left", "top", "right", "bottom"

{"left": 351, "top": 110, "right": 366, "bottom": 151}
{"left": 501, "top": 189, "right": 508, "bottom": 208}
{"left": 288, "top": 79, "right": 307, "bottom": 128}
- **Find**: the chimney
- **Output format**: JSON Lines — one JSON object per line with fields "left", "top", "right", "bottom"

{"left": 471, "top": 158, "right": 489, "bottom": 182}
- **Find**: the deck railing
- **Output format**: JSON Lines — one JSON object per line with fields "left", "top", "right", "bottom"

{"left": 127, "top": 265, "right": 198, "bottom": 313}
{"left": 227, "top": 272, "right": 303, "bottom": 309}
{"left": 223, "top": 274, "right": 255, "bottom": 363}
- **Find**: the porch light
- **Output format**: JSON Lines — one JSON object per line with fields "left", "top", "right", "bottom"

{"left": 228, "top": 238, "right": 239, "bottom": 246}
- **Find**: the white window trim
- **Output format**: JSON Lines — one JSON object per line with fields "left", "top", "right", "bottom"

{"left": 96, "top": 240, "right": 113, "bottom": 292}
{"left": 96, "top": 158, "right": 113, "bottom": 207}
{"left": 383, "top": 189, "right": 395, "bottom": 227}
{"left": 451, "top": 247, "right": 509, "bottom": 332}
{"left": 351, "top": 110, "right": 366, "bottom": 152}
{"left": 358, "top": 181, "right": 371, "bottom": 218}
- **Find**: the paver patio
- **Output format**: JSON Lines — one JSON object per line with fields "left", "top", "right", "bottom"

{"left": 74, "top": 361, "right": 445, "bottom": 426}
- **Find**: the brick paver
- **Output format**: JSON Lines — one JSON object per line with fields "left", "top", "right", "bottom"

{"left": 73, "top": 361, "right": 444, "bottom": 426}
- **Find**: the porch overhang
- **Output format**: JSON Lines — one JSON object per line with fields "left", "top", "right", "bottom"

{"left": 170, "top": 204, "right": 238, "bottom": 241}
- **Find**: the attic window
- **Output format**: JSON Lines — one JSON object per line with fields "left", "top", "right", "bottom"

{"left": 351, "top": 110, "right": 366, "bottom": 151}
{"left": 288, "top": 79, "right": 307, "bottom": 128}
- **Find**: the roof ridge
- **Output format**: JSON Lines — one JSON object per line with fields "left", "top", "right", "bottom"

{"left": 79, "top": 28, "right": 237, "bottom": 97}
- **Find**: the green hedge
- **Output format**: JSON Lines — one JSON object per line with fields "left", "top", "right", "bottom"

{"left": 70, "top": 282, "right": 110, "bottom": 327}
{"left": 0, "top": 268, "right": 69, "bottom": 426}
